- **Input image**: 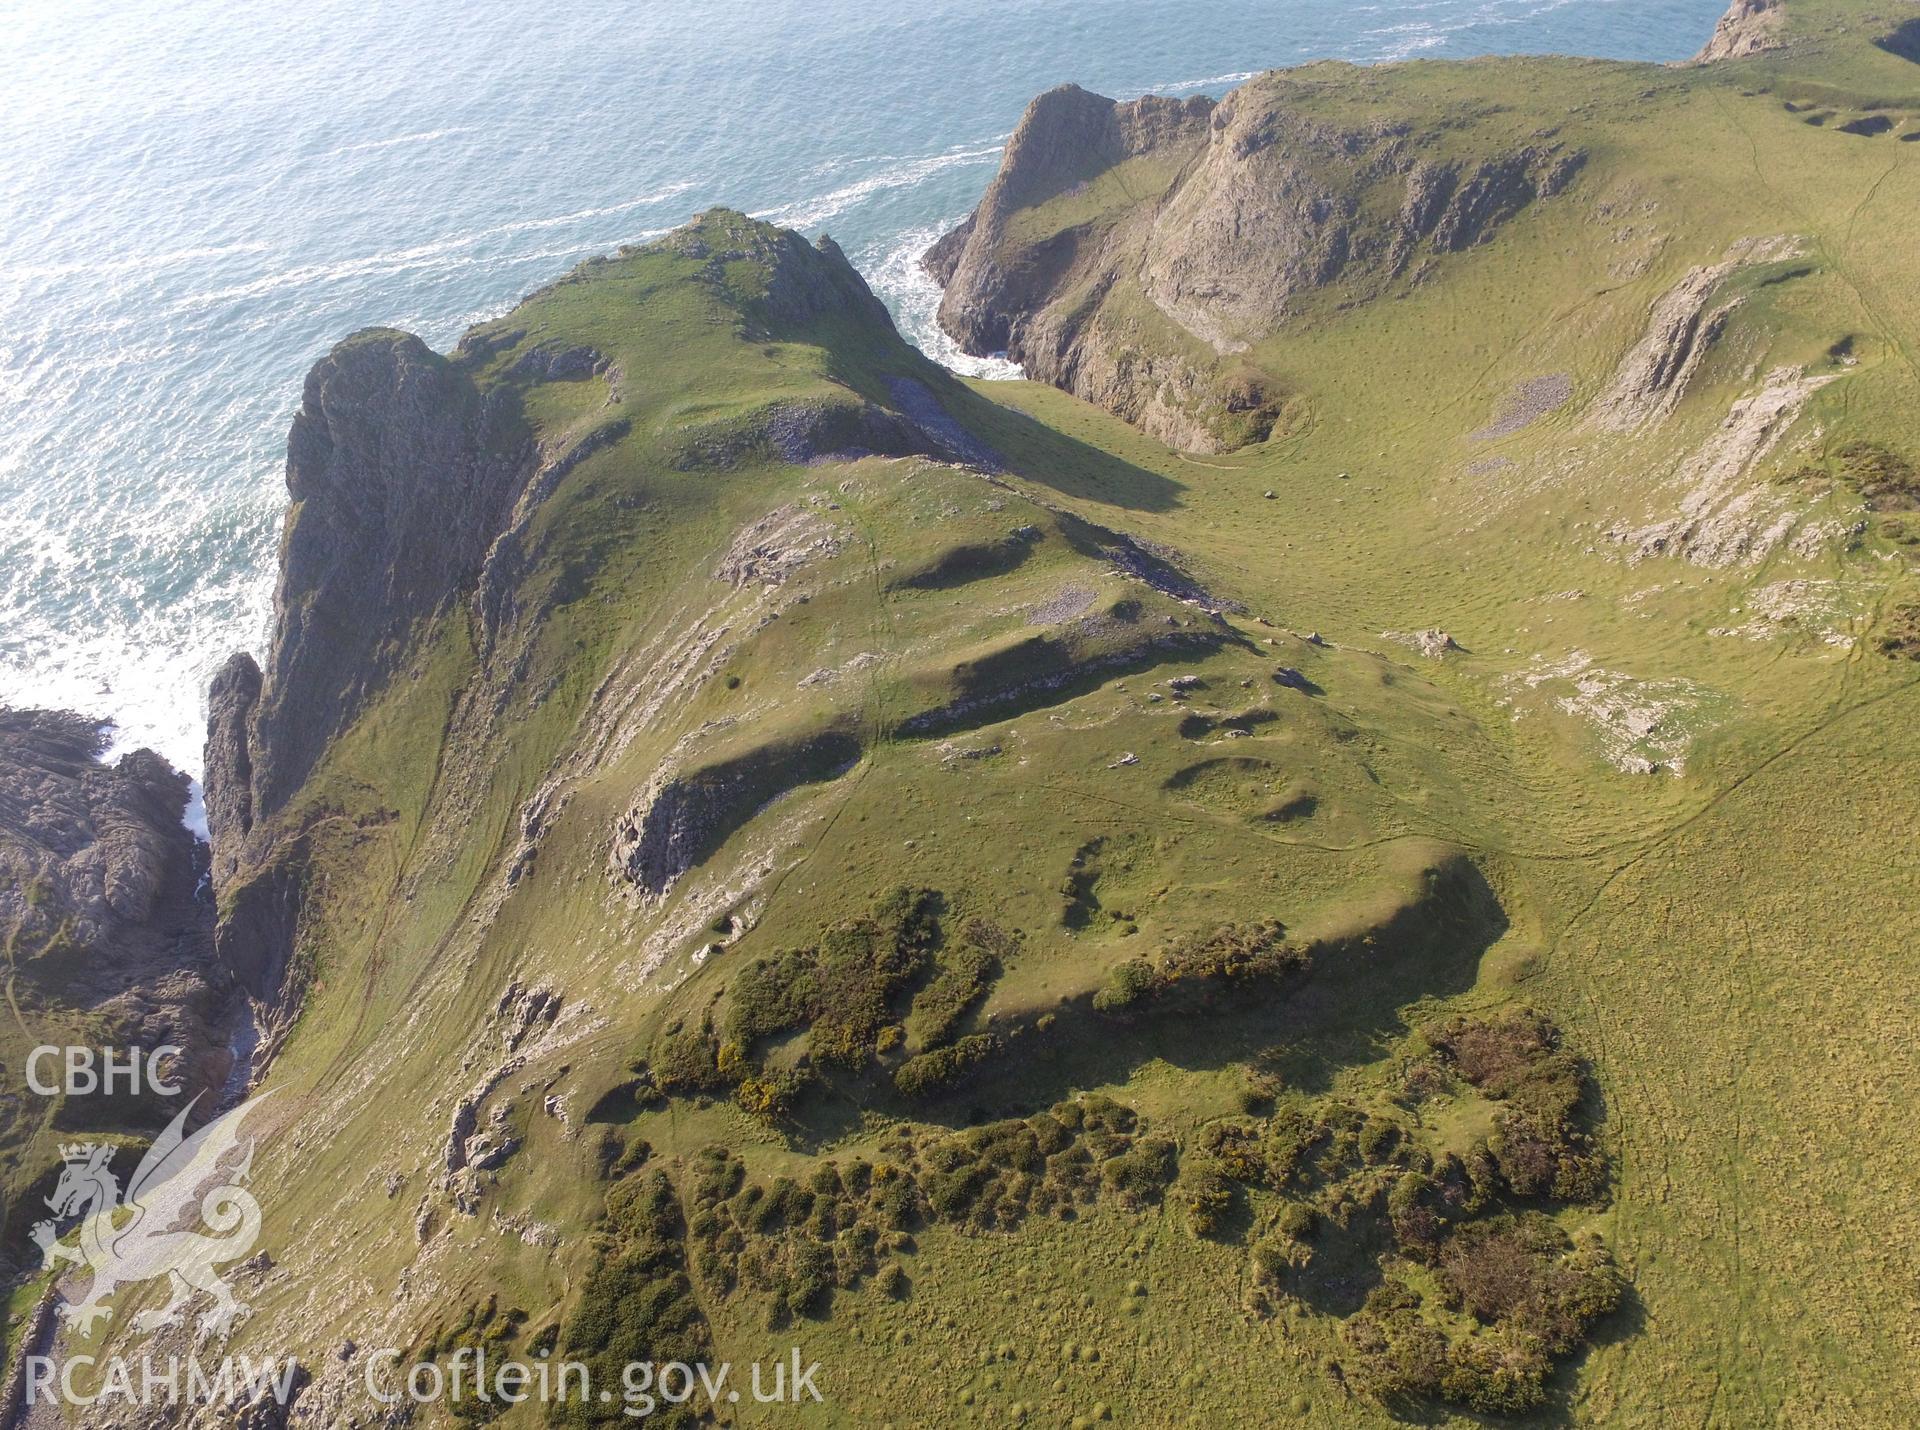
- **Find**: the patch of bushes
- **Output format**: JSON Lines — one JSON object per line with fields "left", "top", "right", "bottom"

{"left": 736, "top": 1067, "right": 809, "bottom": 1123}
{"left": 1438, "top": 1214, "right": 1621, "bottom": 1353}
{"left": 414, "top": 1295, "right": 529, "bottom": 1424}
{"left": 649, "top": 1014, "right": 728, "bottom": 1095}
{"left": 1200, "top": 1120, "right": 1268, "bottom": 1183}
{"left": 1101, "top": 1136, "right": 1177, "bottom": 1207}
{"left": 813, "top": 888, "right": 942, "bottom": 1061}
{"left": 894, "top": 1032, "right": 1002, "bottom": 1099}
{"left": 724, "top": 949, "right": 819, "bottom": 1050}
{"left": 1205, "top": 1010, "right": 1620, "bottom": 1414}
{"left": 1275, "top": 1200, "right": 1318, "bottom": 1243}
{"left": 1161, "top": 918, "right": 1299, "bottom": 982}
{"left": 1880, "top": 516, "right": 1920, "bottom": 548}
{"left": 1341, "top": 1281, "right": 1452, "bottom": 1405}
{"left": 646, "top": 887, "right": 950, "bottom": 1117}
{"left": 1258, "top": 1099, "right": 1335, "bottom": 1190}
{"left": 1092, "top": 957, "right": 1156, "bottom": 1012}
{"left": 1386, "top": 1170, "right": 1445, "bottom": 1257}
{"left": 905, "top": 919, "right": 1008, "bottom": 1047}
{"left": 1175, "top": 1155, "right": 1235, "bottom": 1237}
{"left": 1092, "top": 920, "right": 1304, "bottom": 1017}
{"left": 558, "top": 1170, "right": 713, "bottom": 1426}
{"left": 675, "top": 1098, "right": 1169, "bottom": 1327}
{"left": 1344, "top": 1215, "right": 1620, "bottom": 1415}
{"left": 914, "top": 1097, "right": 1166, "bottom": 1229}
{"left": 1837, "top": 440, "right": 1919, "bottom": 504}
{"left": 1424, "top": 1008, "right": 1607, "bottom": 1203}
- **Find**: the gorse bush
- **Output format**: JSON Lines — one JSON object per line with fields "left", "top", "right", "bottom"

{"left": 1176, "top": 1155, "right": 1235, "bottom": 1237}
{"left": 1159, "top": 919, "right": 1297, "bottom": 982}
{"left": 1092, "top": 957, "right": 1155, "bottom": 1012}
{"left": 643, "top": 887, "right": 958, "bottom": 1117}
{"left": 905, "top": 920, "right": 1006, "bottom": 1048}
{"left": 649, "top": 1014, "right": 728, "bottom": 1095}
{"left": 558, "top": 1170, "right": 712, "bottom": 1427}
{"left": 810, "top": 887, "right": 941, "bottom": 1069}
{"left": 1423, "top": 1007, "right": 1609, "bottom": 1205}
{"left": 724, "top": 949, "right": 819, "bottom": 1049}
{"left": 1092, "top": 920, "right": 1302, "bottom": 1015}
{"left": 893, "top": 1032, "right": 1002, "bottom": 1099}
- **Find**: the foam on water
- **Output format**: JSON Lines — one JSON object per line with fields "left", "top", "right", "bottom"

{"left": 0, "top": 0, "right": 1725, "bottom": 779}
{"left": 860, "top": 222, "right": 1026, "bottom": 383}
{"left": 752, "top": 143, "right": 1008, "bottom": 232}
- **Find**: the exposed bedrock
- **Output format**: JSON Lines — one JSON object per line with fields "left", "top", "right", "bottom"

{"left": 246, "top": 328, "right": 534, "bottom": 818}
{"left": 932, "top": 85, "right": 1217, "bottom": 357}
{"left": 610, "top": 729, "right": 864, "bottom": 903}
{"left": 927, "top": 80, "right": 1582, "bottom": 451}
{"left": 1692, "top": 0, "right": 1786, "bottom": 64}
{"left": 0, "top": 709, "right": 239, "bottom": 1225}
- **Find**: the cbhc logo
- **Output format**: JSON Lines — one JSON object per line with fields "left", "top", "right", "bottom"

{"left": 25, "top": 1045, "right": 184, "bottom": 1096}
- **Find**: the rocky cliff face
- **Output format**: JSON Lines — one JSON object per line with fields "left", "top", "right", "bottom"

{"left": 0, "top": 709, "right": 213, "bottom": 978}
{"left": 927, "top": 75, "right": 1584, "bottom": 452}
{"left": 932, "top": 85, "right": 1216, "bottom": 357}
{"left": 195, "top": 331, "right": 543, "bottom": 1105}
{"left": 203, "top": 650, "right": 261, "bottom": 892}
{"left": 1138, "top": 105, "right": 1580, "bottom": 350}
{"left": 0, "top": 710, "right": 240, "bottom": 1245}
{"left": 1693, "top": 0, "right": 1786, "bottom": 63}
{"left": 243, "top": 329, "right": 533, "bottom": 819}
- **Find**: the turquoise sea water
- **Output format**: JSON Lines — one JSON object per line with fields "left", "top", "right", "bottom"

{"left": 0, "top": 0, "right": 1725, "bottom": 772}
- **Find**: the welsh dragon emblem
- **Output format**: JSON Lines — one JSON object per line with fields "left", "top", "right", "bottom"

{"left": 31, "top": 1092, "right": 271, "bottom": 1339}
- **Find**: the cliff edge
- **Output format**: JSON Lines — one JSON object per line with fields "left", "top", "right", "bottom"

{"left": 1693, "top": 0, "right": 1787, "bottom": 62}
{"left": 0, "top": 710, "right": 240, "bottom": 1250}
{"left": 926, "top": 69, "right": 1585, "bottom": 452}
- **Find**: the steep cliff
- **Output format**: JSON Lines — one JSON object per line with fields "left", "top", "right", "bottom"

{"left": 1693, "top": 0, "right": 1787, "bottom": 62}
{"left": 0, "top": 710, "right": 235, "bottom": 1249}
{"left": 931, "top": 84, "right": 1217, "bottom": 355}
{"left": 244, "top": 329, "right": 533, "bottom": 818}
{"left": 928, "top": 69, "right": 1585, "bottom": 451}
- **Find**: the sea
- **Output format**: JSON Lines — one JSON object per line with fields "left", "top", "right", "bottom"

{"left": 0, "top": 0, "right": 1726, "bottom": 779}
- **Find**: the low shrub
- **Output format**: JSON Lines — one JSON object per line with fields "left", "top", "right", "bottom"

{"left": 894, "top": 1033, "right": 1002, "bottom": 1099}
{"left": 1101, "top": 1136, "right": 1177, "bottom": 1207}
{"left": 1092, "top": 957, "right": 1155, "bottom": 1012}
{"left": 736, "top": 1067, "right": 808, "bottom": 1123}
{"left": 1177, "top": 1156, "right": 1235, "bottom": 1237}
{"left": 906, "top": 937, "right": 1001, "bottom": 1048}
{"left": 725, "top": 949, "right": 819, "bottom": 1048}
{"left": 559, "top": 1170, "right": 712, "bottom": 1427}
{"left": 1439, "top": 1325, "right": 1551, "bottom": 1414}
{"left": 1159, "top": 919, "right": 1299, "bottom": 983}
